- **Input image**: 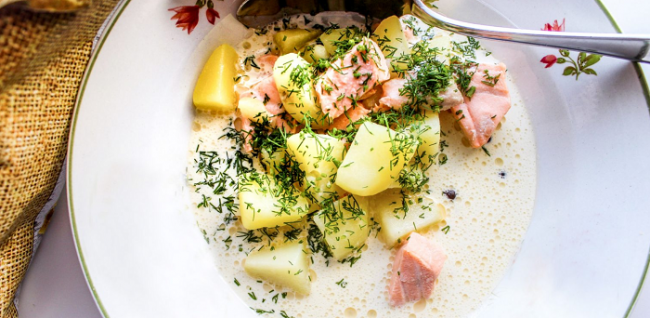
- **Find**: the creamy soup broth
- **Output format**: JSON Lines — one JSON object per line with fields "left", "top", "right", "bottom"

{"left": 187, "top": 13, "right": 536, "bottom": 318}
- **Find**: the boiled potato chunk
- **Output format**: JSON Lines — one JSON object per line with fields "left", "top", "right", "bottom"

{"left": 273, "top": 54, "right": 327, "bottom": 127}
{"left": 319, "top": 29, "right": 346, "bottom": 55}
{"left": 274, "top": 29, "right": 322, "bottom": 55}
{"left": 286, "top": 133, "right": 347, "bottom": 204}
{"left": 429, "top": 32, "right": 452, "bottom": 65}
{"left": 372, "top": 189, "right": 446, "bottom": 247}
{"left": 372, "top": 16, "right": 410, "bottom": 72}
{"left": 313, "top": 195, "right": 370, "bottom": 261}
{"left": 301, "top": 44, "right": 330, "bottom": 64}
{"left": 238, "top": 172, "right": 310, "bottom": 230}
{"left": 238, "top": 97, "right": 270, "bottom": 123}
{"left": 408, "top": 110, "right": 441, "bottom": 168}
{"left": 335, "top": 122, "right": 418, "bottom": 196}
{"left": 319, "top": 27, "right": 360, "bottom": 55}
{"left": 193, "top": 44, "right": 238, "bottom": 112}
{"left": 244, "top": 240, "right": 311, "bottom": 295}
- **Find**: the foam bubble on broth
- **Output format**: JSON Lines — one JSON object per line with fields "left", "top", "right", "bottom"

{"left": 186, "top": 13, "right": 536, "bottom": 318}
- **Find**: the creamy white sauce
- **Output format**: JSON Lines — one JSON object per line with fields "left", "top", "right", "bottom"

{"left": 187, "top": 14, "right": 536, "bottom": 318}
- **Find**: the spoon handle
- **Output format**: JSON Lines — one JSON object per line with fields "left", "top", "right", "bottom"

{"left": 412, "top": 0, "right": 650, "bottom": 63}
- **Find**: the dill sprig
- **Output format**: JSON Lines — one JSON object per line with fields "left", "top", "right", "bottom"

{"left": 402, "top": 16, "right": 421, "bottom": 36}
{"left": 306, "top": 215, "right": 333, "bottom": 262}
{"left": 392, "top": 40, "right": 453, "bottom": 112}
{"left": 193, "top": 126, "right": 256, "bottom": 225}
{"left": 326, "top": 26, "right": 368, "bottom": 61}
{"left": 452, "top": 36, "right": 481, "bottom": 59}
{"left": 398, "top": 166, "right": 429, "bottom": 193}
{"left": 247, "top": 116, "right": 289, "bottom": 157}
{"left": 481, "top": 69, "right": 501, "bottom": 87}
{"left": 450, "top": 56, "right": 478, "bottom": 99}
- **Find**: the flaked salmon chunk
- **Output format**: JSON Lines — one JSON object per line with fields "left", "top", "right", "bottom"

{"left": 255, "top": 76, "right": 284, "bottom": 115}
{"left": 315, "top": 37, "right": 390, "bottom": 120}
{"left": 237, "top": 76, "right": 284, "bottom": 115}
{"left": 388, "top": 233, "right": 447, "bottom": 307}
{"left": 257, "top": 54, "right": 278, "bottom": 73}
{"left": 451, "top": 62, "right": 510, "bottom": 148}
{"left": 238, "top": 55, "right": 284, "bottom": 115}
{"left": 438, "top": 82, "right": 464, "bottom": 110}
{"left": 236, "top": 116, "right": 255, "bottom": 153}
{"left": 378, "top": 76, "right": 463, "bottom": 111}
{"left": 378, "top": 78, "right": 409, "bottom": 110}
{"left": 328, "top": 105, "right": 370, "bottom": 131}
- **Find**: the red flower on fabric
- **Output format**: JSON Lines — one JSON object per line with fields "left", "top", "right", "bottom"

{"left": 541, "top": 19, "right": 565, "bottom": 32}
{"left": 169, "top": 5, "right": 201, "bottom": 34}
{"left": 540, "top": 54, "right": 557, "bottom": 68}
{"left": 206, "top": 7, "right": 220, "bottom": 25}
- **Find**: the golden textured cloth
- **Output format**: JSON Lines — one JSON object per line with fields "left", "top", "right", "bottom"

{"left": 0, "top": 1, "right": 119, "bottom": 316}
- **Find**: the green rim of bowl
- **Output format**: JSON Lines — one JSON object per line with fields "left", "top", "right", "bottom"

{"left": 592, "top": 2, "right": 650, "bottom": 316}
{"left": 67, "top": 0, "right": 131, "bottom": 316}
{"left": 595, "top": 0, "right": 650, "bottom": 107}
{"left": 66, "top": 1, "right": 650, "bottom": 317}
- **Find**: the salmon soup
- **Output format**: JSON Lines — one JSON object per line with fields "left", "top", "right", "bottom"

{"left": 187, "top": 13, "right": 536, "bottom": 318}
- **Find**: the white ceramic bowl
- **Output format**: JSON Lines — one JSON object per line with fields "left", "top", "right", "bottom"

{"left": 68, "top": 0, "right": 650, "bottom": 316}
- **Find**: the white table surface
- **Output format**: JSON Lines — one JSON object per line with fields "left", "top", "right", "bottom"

{"left": 15, "top": 1, "right": 650, "bottom": 317}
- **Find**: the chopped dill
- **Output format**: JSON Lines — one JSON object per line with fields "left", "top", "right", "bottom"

{"left": 481, "top": 69, "right": 501, "bottom": 87}
{"left": 280, "top": 310, "right": 294, "bottom": 318}
{"left": 244, "top": 55, "right": 260, "bottom": 69}
{"left": 251, "top": 307, "right": 274, "bottom": 314}
{"left": 393, "top": 40, "right": 452, "bottom": 112}
{"left": 452, "top": 37, "right": 481, "bottom": 59}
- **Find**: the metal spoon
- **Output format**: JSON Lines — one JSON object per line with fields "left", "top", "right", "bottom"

{"left": 236, "top": 0, "right": 650, "bottom": 63}
{"left": 411, "top": 0, "right": 650, "bottom": 63}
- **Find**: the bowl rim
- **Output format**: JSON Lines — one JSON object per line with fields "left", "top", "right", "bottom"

{"left": 65, "top": 0, "right": 650, "bottom": 317}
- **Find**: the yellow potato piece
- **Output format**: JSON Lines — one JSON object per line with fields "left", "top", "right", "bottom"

{"left": 408, "top": 110, "right": 441, "bottom": 168}
{"left": 335, "top": 122, "right": 418, "bottom": 196}
{"left": 274, "top": 29, "right": 322, "bottom": 55}
{"left": 238, "top": 172, "right": 310, "bottom": 230}
{"left": 387, "top": 111, "right": 440, "bottom": 190}
{"left": 273, "top": 54, "right": 328, "bottom": 127}
{"left": 244, "top": 240, "right": 311, "bottom": 295}
{"left": 301, "top": 44, "right": 330, "bottom": 64}
{"left": 429, "top": 33, "right": 452, "bottom": 65}
{"left": 319, "top": 28, "right": 357, "bottom": 55}
{"left": 286, "top": 133, "right": 347, "bottom": 204}
{"left": 313, "top": 195, "right": 370, "bottom": 261}
{"left": 238, "top": 97, "right": 270, "bottom": 123}
{"left": 319, "top": 29, "right": 345, "bottom": 55}
{"left": 371, "top": 189, "right": 446, "bottom": 247}
{"left": 372, "top": 16, "right": 410, "bottom": 72}
{"left": 193, "top": 44, "right": 238, "bottom": 112}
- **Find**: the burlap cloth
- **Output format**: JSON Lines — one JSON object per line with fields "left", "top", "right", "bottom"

{"left": 0, "top": 0, "right": 120, "bottom": 316}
